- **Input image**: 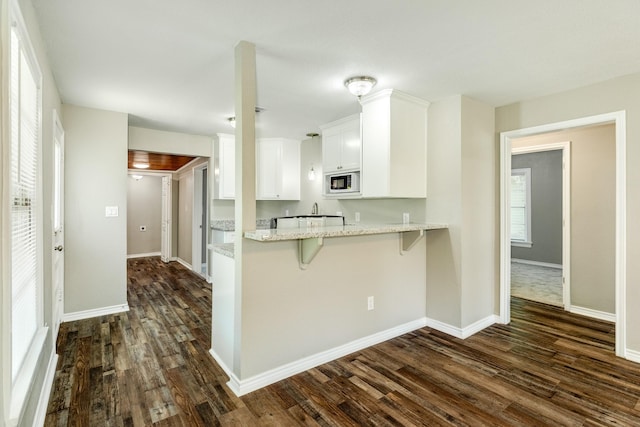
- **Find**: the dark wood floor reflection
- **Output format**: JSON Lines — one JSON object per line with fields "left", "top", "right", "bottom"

{"left": 45, "top": 257, "right": 640, "bottom": 426}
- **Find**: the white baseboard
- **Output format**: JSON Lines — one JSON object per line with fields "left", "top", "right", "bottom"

{"left": 212, "top": 317, "right": 428, "bottom": 397}
{"left": 625, "top": 348, "right": 640, "bottom": 364}
{"left": 32, "top": 351, "right": 58, "bottom": 427}
{"left": 425, "top": 314, "right": 498, "bottom": 339}
{"left": 62, "top": 304, "right": 130, "bottom": 322}
{"left": 512, "top": 258, "right": 562, "bottom": 269}
{"left": 175, "top": 258, "right": 192, "bottom": 270}
{"left": 127, "top": 252, "right": 161, "bottom": 259}
{"left": 569, "top": 305, "right": 616, "bottom": 322}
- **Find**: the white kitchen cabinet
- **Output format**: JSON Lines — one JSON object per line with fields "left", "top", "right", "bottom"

{"left": 256, "top": 138, "right": 300, "bottom": 200}
{"left": 320, "top": 113, "right": 361, "bottom": 173}
{"left": 213, "top": 133, "right": 235, "bottom": 199}
{"left": 213, "top": 134, "right": 301, "bottom": 200}
{"left": 359, "top": 89, "right": 429, "bottom": 198}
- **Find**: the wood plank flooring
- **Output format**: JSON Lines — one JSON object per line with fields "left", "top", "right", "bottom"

{"left": 45, "top": 257, "right": 640, "bottom": 426}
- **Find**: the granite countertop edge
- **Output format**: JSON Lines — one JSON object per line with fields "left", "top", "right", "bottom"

{"left": 243, "top": 223, "right": 448, "bottom": 242}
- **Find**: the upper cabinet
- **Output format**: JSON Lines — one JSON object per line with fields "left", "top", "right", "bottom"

{"left": 359, "top": 89, "right": 429, "bottom": 198}
{"left": 213, "top": 135, "right": 301, "bottom": 200}
{"left": 256, "top": 138, "right": 301, "bottom": 200}
{"left": 320, "top": 114, "right": 361, "bottom": 173}
{"left": 213, "top": 133, "right": 235, "bottom": 200}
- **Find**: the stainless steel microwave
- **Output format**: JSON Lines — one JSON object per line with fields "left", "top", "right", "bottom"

{"left": 325, "top": 171, "right": 360, "bottom": 194}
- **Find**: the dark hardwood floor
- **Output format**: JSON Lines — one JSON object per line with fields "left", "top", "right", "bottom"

{"left": 45, "top": 257, "right": 640, "bottom": 426}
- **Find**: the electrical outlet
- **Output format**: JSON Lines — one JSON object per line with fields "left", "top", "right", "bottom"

{"left": 402, "top": 212, "right": 410, "bottom": 224}
{"left": 367, "top": 296, "right": 374, "bottom": 311}
{"left": 355, "top": 212, "right": 360, "bottom": 223}
{"left": 285, "top": 209, "right": 289, "bottom": 216}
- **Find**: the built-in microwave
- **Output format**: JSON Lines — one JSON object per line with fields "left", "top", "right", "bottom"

{"left": 325, "top": 171, "right": 360, "bottom": 194}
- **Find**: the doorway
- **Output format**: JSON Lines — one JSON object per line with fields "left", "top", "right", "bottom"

{"left": 52, "top": 110, "right": 65, "bottom": 339}
{"left": 500, "top": 111, "right": 626, "bottom": 357}
{"left": 510, "top": 142, "right": 570, "bottom": 309}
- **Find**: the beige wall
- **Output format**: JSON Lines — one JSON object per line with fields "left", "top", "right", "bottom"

{"left": 425, "top": 96, "right": 463, "bottom": 326}
{"left": 128, "top": 126, "right": 212, "bottom": 157}
{"left": 425, "top": 95, "right": 496, "bottom": 329}
{"left": 239, "top": 233, "right": 427, "bottom": 378}
{"left": 460, "top": 96, "right": 497, "bottom": 326}
{"left": 63, "top": 104, "right": 129, "bottom": 314}
{"left": 496, "top": 71, "right": 640, "bottom": 352}
{"left": 1, "top": 0, "right": 62, "bottom": 423}
{"left": 127, "top": 175, "right": 162, "bottom": 256}
{"left": 512, "top": 124, "right": 616, "bottom": 314}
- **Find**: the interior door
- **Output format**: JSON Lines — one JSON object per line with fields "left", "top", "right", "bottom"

{"left": 52, "top": 110, "right": 65, "bottom": 338}
{"left": 161, "top": 175, "right": 172, "bottom": 262}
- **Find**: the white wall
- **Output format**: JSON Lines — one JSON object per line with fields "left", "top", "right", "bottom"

{"left": 496, "top": 71, "right": 640, "bottom": 352}
{"left": 63, "top": 104, "right": 129, "bottom": 314}
{"left": 127, "top": 175, "right": 162, "bottom": 256}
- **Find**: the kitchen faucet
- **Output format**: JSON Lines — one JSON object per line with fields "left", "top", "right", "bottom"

{"left": 311, "top": 202, "right": 318, "bottom": 215}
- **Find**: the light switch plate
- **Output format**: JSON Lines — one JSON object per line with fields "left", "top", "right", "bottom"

{"left": 105, "top": 206, "right": 119, "bottom": 217}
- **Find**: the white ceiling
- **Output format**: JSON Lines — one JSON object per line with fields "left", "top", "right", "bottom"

{"left": 31, "top": 0, "right": 640, "bottom": 140}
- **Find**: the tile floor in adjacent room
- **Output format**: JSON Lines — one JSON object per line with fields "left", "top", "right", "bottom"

{"left": 511, "top": 261, "right": 563, "bottom": 307}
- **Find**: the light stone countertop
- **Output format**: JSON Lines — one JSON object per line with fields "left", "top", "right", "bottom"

{"left": 211, "top": 218, "right": 271, "bottom": 231}
{"left": 243, "top": 223, "right": 448, "bottom": 242}
{"left": 211, "top": 243, "right": 234, "bottom": 258}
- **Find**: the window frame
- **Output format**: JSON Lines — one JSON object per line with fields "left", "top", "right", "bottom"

{"left": 510, "top": 167, "right": 532, "bottom": 248}
{"left": 6, "top": 0, "right": 48, "bottom": 422}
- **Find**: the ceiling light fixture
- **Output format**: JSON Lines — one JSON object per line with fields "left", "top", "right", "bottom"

{"left": 132, "top": 162, "right": 149, "bottom": 169}
{"left": 131, "top": 174, "right": 144, "bottom": 181}
{"left": 344, "top": 76, "right": 377, "bottom": 98}
{"left": 307, "top": 164, "right": 316, "bottom": 181}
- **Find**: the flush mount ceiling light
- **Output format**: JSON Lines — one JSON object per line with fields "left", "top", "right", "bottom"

{"left": 132, "top": 162, "right": 149, "bottom": 169}
{"left": 344, "top": 76, "right": 377, "bottom": 98}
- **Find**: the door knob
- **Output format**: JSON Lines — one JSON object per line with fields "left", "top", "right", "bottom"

{"left": 54, "top": 245, "right": 63, "bottom": 252}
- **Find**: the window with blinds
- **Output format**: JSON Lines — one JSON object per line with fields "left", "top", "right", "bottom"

{"left": 511, "top": 168, "right": 531, "bottom": 244}
{"left": 9, "top": 3, "right": 46, "bottom": 418}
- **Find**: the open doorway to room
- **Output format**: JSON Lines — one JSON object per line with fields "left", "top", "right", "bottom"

{"left": 500, "top": 112, "right": 626, "bottom": 357}
{"left": 510, "top": 143, "right": 568, "bottom": 308}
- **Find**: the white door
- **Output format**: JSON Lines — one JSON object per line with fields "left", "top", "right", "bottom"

{"left": 192, "top": 164, "right": 208, "bottom": 278}
{"left": 52, "top": 110, "right": 65, "bottom": 338}
{"left": 161, "top": 175, "right": 172, "bottom": 262}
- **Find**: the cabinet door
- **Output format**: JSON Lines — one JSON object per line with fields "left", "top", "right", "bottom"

{"left": 339, "top": 117, "right": 362, "bottom": 171}
{"left": 322, "top": 130, "right": 343, "bottom": 173}
{"left": 279, "top": 139, "right": 300, "bottom": 200}
{"left": 219, "top": 136, "right": 235, "bottom": 199}
{"left": 256, "top": 139, "right": 282, "bottom": 199}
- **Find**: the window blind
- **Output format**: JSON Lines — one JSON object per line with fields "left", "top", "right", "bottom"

{"left": 10, "top": 23, "right": 40, "bottom": 382}
{"left": 510, "top": 169, "right": 530, "bottom": 242}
